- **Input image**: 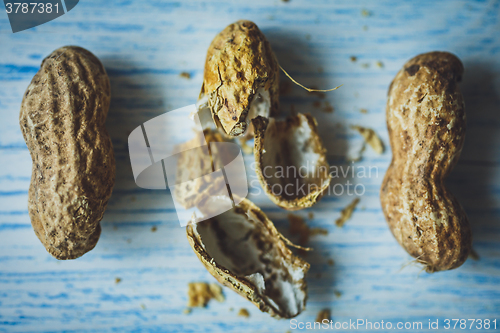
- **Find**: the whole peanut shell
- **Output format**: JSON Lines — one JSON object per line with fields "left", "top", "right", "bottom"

{"left": 20, "top": 46, "right": 115, "bottom": 260}
{"left": 380, "top": 51, "right": 472, "bottom": 272}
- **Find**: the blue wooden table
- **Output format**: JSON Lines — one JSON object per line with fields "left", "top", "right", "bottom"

{"left": 1, "top": 1, "right": 499, "bottom": 332}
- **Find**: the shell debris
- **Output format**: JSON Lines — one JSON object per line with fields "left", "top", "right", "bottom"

{"left": 238, "top": 308, "right": 250, "bottom": 317}
{"left": 335, "top": 198, "right": 360, "bottom": 227}
{"left": 351, "top": 125, "right": 385, "bottom": 154}
{"left": 187, "top": 282, "right": 225, "bottom": 307}
{"left": 315, "top": 308, "right": 331, "bottom": 323}
{"left": 288, "top": 213, "right": 328, "bottom": 246}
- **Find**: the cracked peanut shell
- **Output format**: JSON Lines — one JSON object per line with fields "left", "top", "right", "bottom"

{"left": 198, "top": 20, "right": 279, "bottom": 137}
{"left": 252, "top": 113, "right": 331, "bottom": 210}
{"left": 20, "top": 46, "right": 115, "bottom": 260}
{"left": 186, "top": 197, "right": 310, "bottom": 318}
{"left": 380, "top": 51, "right": 472, "bottom": 272}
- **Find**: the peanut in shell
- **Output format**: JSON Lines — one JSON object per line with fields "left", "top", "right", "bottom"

{"left": 20, "top": 46, "right": 115, "bottom": 260}
{"left": 380, "top": 51, "right": 472, "bottom": 272}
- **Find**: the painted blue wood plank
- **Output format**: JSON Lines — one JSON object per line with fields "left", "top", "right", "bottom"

{"left": 0, "top": 0, "right": 499, "bottom": 332}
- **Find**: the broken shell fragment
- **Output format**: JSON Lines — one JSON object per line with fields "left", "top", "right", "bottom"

{"left": 173, "top": 129, "right": 229, "bottom": 209}
{"left": 169, "top": 127, "right": 248, "bottom": 226}
{"left": 198, "top": 20, "right": 279, "bottom": 137}
{"left": 252, "top": 113, "right": 331, "bottom": 210}
{"left": 186, "top": 197, "right": 310, "bottom": 318}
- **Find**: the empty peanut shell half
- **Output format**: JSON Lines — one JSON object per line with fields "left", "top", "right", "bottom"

{"left": 252, "top": 114, "right": 331, "bottom": 210}
{"left": 186, "top": 197, "right": 310, "bottom": 318}
{"left": 197, "top": 20, "right": 279, "bottom": 137}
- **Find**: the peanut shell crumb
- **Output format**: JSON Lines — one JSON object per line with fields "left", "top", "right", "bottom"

{"left": 316, "top": 308, "right": 331, "bottom": 323}
{"left": 361, "top": 9, "right": 372, "bottom": 17}
{"left": 187, "top": 282, "right": 225, "bottom": 307}
{"left": 288, "top": 214, "right": 328, "bottom": 246}
{"left": 323, "top": 101, "right": 334, "bottom": 113}
{"left": 351, "top": 125, "right": 385, "bottom": 154}
{"left": 238, "top": 308, "right": 250, "bottom": 317}
{"left": 335, "top": 198, "right": 360, "bottom": 227}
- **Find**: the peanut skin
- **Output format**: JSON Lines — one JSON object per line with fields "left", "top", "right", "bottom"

{"left": 380, "top": 51, "right": 472, "bottom": 272}
{"left": 20, "top": 46, "right": 115, "bottom": 260}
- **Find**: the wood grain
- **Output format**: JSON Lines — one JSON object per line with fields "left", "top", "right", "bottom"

{"left": 0, "top": 0, "right": 499, "bottom": 332}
